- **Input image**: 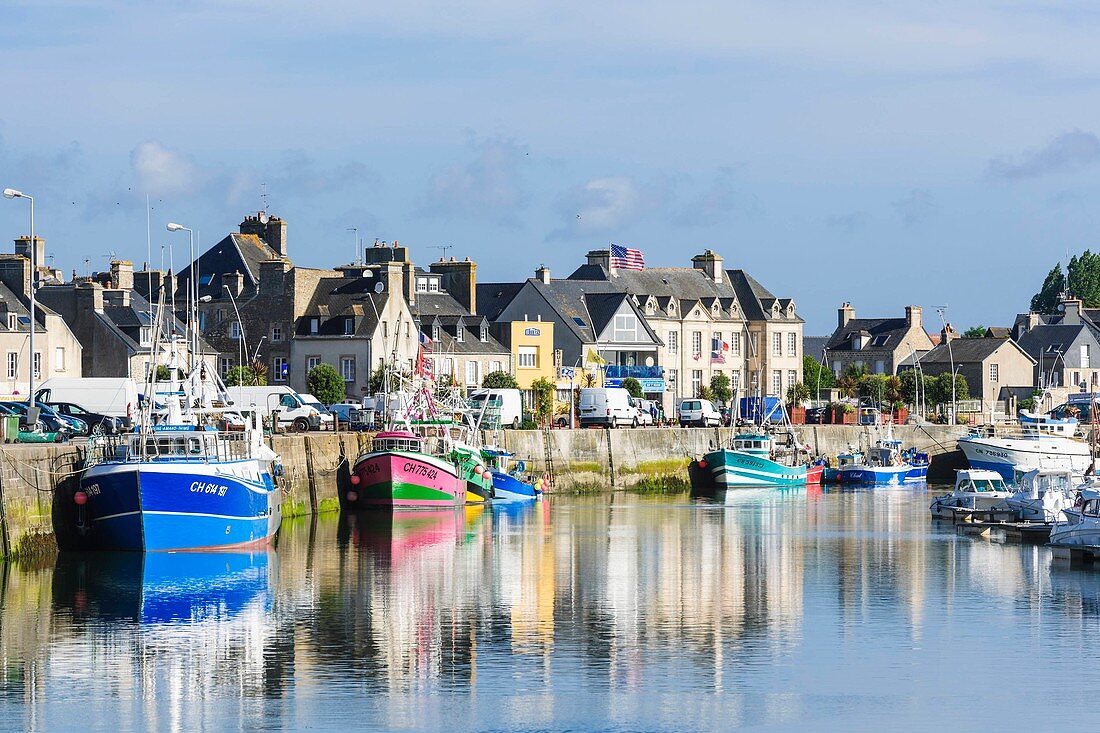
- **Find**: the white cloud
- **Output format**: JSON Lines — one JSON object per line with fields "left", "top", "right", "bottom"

{"left": 130, "top": 140, "right": 200, "bottom": 196}
{"left": 550, "top": 176, "right": 657, "bottom": 239}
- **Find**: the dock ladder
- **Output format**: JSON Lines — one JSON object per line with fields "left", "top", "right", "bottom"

{"left": 541, "top": 425, "right": 554, "bottom": 488}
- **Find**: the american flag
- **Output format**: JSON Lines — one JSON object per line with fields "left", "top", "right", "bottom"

{"left": 610, "top": 244, "right": 645, "bottom": 271}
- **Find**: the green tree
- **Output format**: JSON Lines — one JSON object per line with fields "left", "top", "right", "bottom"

{"left": 696, "top": 384, "right": 713, "bottom": 401}
{"left": 785, "top": 382, "right": 810, "bottom": 405}
{"left": 225, "top": 365, "right": 261, "bottom": 387}
{"left": 962, "top": 326, "right": 986, "bottom": 339}
{"left": 306, "top": 363, "right": 346, "bottom": 405}
{"left": 709, "top": 372, "right": 732, "bottom": 405}
{"left": 154, "top": 364, "right": 171, "bottom": 381}
{"left": 482, "top": 370, "right": 518, "bottom": 389}
{"left": 622, "top": 377, "right": 643, "bottom": 399}
{"left": 857, "top": 373, "right": 888, "bottom": 403}
{"left": 927, "top": 372, "right": 969, "bottom": 404}
{"left": 898, "top": 369, "right": 922, "bottom": 405}
{"left": 837, "top": 363, "right": 867, "bottom": 398}
{"left": 531, "top": 377, "right": 556, "bottom": 424}
{"left": 803, "top": 356, "right": 836, "bottom": 393}
{"left": 1031, "top": 250, "right": 1100, "bottom": 313}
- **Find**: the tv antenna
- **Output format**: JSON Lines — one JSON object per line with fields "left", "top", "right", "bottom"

{"left": 431, "top": 244, "right": 454, "bottom": 261}
{"left": 260, "top": 182, "right": 270, "bottom": 214}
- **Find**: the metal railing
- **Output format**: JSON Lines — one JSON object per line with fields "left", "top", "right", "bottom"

{"left": 86, "top": 431, "right": 255, "bottom": 466}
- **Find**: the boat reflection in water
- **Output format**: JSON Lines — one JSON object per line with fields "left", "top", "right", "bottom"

{"left": 337, "top": 506, "right": 487, "bottom": 567}
{"left": 53, "top": 550, "right": 274, "bottom": 625}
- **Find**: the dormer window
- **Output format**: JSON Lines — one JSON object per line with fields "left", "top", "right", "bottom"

{"left": 6, "top": 314, "right": 15, "bottom": 330}
{"left": 344, "top": 317, "right": 354, "bottom": 335}
{"left": 429, "top": 279, "right": 439, "bottom": 292}
{"left": 309, "top": 317, "right": 319, "bottom": 335}
{"left": 456, "top": 325, "right": 464, "bottom": 343}
{"left": 140, "top": 326, "right": 153, "bottom": 346}
{"left": 432, "top": 324, "right": 440, "bottom": 342}
{"left": 480, "top": 324, "right": 488, "bottom": 342}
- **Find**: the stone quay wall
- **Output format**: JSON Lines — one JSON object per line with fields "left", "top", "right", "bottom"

{"left": 0, "top": 425, "right": 971, "bottom": 561}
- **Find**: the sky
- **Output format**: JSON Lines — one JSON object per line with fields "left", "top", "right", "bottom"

{"left": 2, "top": 1, "right": 1100, "bottom": 335}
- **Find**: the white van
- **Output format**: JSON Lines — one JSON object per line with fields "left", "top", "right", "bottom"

{"left": 228, "top": 386, "right": 322, "bottom": 432}
{"left": 579, "top": 387, "right": 639, "bottom": 428}
{"left": 469, "top": 388, "right": 524, "bottom": 429}
{"left": 36, "top": 378, "right": 139, "bottom": 426}
{"left": 298, "top": 393, "right": 336, "bottom": 430}
{"left": 679, "top": 398, "right": 721, "bottom": 427}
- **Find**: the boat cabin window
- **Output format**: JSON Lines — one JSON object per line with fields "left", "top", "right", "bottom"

{"left": 964, "top": 477, "right": 1005, "bottom": 492}
{"left": 135, "top": 436, "right": 204, "bottom": 456}
{"left": 373, "top": 436, "right": 422, "bottom": 453}
{"left": 1083, "top": 499, "right": 1100, "bottom": 517}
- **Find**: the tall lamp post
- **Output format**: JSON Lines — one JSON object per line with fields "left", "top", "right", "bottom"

{"left": 166, "top": 223, "right": 196, "bottom": 368}
{"left": 3, "top": 188, "right": 37, "bottom": 423}
{"left": 223, "top": 284, "right": 249, "bottom": 382}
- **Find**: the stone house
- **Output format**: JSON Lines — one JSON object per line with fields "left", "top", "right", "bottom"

{"left": 38, "top": 259, "right": 215, "bottom": 380}
{"left": 1014, "top": 298, "right": 1100, "bottom": 394}
{"left": 0, "top": 246, "right": 83, "bottom": 392}
{"left": 917, "top": 334, "right": 1036, "bottom": 412}
{"left": 824, "top": 303, "right": 936, "bottom": 377}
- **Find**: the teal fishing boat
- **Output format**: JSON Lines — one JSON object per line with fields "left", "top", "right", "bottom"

{"left": 690, "top": 433, "right": 824, "bottom": 489}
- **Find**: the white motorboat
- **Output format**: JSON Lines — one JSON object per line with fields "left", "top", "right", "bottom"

{"left": 997, "top": 468, "right": 1080, "bottom": 523}
{"left": 929, "top": 469, "right": 1013, "bottom": 519}
{"left": 1050, "top": 486, "right": 1100, "bottom": 547}
{"left": 957, "top": 431, "right": 1093, "bottom": 482}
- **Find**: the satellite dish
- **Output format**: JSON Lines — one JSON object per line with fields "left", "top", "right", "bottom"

{"left": 374, "top": 282, "right": 384, "bottom": 294}
{"left": 258, "top": 212, "right": 270, "bottom": 224}
{"left": 1057, "top": 303, "right": 1066, "bottom": 312}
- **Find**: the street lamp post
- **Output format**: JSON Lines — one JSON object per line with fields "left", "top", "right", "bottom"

{"left": 223, "top": 284, "right": 248, "bottom": 382}
{"left": 3, "top": 189, "right": 37, "bottom": 423}
{"left": 166, "top": 223, "right": 196, "bottom": 369}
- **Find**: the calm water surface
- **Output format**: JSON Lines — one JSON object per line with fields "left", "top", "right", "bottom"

{"left": 2, "top": 485, "right": 1099, "bottom": 731}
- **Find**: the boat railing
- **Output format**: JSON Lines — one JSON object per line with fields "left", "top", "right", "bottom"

{"left": 86, "top": 430, "right": 256, "bottom": 466}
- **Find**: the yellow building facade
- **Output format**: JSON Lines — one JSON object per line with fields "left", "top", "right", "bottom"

{"left": 509, "top": 319, "right": 556, "bottom": 389}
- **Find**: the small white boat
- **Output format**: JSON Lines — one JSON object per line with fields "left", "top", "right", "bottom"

{"left": 929, "top": 469, "right": 1013, "bottom": 519}
{"left": 957, "top": 431, "right": 1093, "bottom": 482}
{"left": 1019, "top": 411, "right": 1079, "bottom": 437}
{"left": 998, "top": 468, "right": 1080, "bottom": 523}
{"left": 1050, "top": 486, "right": 1100, "bottom": 547}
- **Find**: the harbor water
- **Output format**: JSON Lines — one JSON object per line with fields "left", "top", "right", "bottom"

{"left": 2, "top": 483, "right": 1098, "bottom": 731}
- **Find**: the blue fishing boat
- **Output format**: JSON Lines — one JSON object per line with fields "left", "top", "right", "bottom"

{"left": 65, "top": 285, "right": 282, "bottom": 552}
{"left": 482, "top": 448, "right": 543, "bottom": 501}
{"left": 829, "top": 439, "right": 924, "bottom": 485}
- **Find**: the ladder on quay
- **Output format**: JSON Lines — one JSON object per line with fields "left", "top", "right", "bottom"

{"left": 541, "top": 425, "right": 554, "bottom": 488}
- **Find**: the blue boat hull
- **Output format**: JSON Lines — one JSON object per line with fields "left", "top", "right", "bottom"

{"left": 490, "top": 471, "right": 540, "bottom": 501}
{"left": 74, "top": 460, "right": 281, "bottom": 552}
{"left": 833, "top": 465, "right": 913, "bottom": 485}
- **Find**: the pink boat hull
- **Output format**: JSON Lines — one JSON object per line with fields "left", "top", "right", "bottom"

{"left": 349, "top": 451, "right": 465, "bottom": 509}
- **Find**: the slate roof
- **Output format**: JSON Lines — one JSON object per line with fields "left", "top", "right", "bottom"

{"left": 1015, "top": 324, "right": 1094, "bottom": 359}
{"left": 921, "top": 338, "right": 1034, "bottom": 365}
{"left": 985, "top": 327, "right": 1011, "bottom": 339}
{"left": 295, "top": 276, "right": 385, "bottom": 337}
{"left": 414, "top": 292, "right": 472, "bottom": 318}
{"left": 476, "top": 282, "right": 524, "bottom": 322}
{"left": 526, "top": 279, "right": 661, "bottom": 345}
{"left": 423, "top": 319, "right": 509, "bottom": 356}
{"left": 176, "top": 233, "right": 279, "bottom": 301}
{"left": 0, "top": 281, "right": 54, "bottom": 330}
{"left": 726, "top": 269, "right": 801, "bottom": 323}
{"left": 825, "top": 317, "right": 911, "bottom": 351}
{"left": 803, "top": 336, "right": 830, "bottom": 362}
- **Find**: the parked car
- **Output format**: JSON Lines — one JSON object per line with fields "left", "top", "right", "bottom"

{"left": 579, "top": 388, "right": 639, "bottom": 428}
{"left": 634, "top": 398, "right": 656, "bottom": 426}
{"left": 228, "top": 386, "right": 323, "bottom": 432}
{"left": 298, "top": 393, "right": 336, "bottom": 431}
{"left": 36, "top": 377, "right": 138, "bottom": 427}
{"left": 678, "top": 399, "right": 722, "bottom": 427}
{"left": 805, "top": 406, "right": 828, "bottom": 425}
{"left": 0, "top": 402, "right": 72, "bottom": 438}
{"left": 46, "top": 402, "right": 123, "bottom": 435}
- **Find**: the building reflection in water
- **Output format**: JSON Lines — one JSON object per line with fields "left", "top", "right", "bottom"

{"left": 1, "top": 488, "right": 1100, "bottom": 727}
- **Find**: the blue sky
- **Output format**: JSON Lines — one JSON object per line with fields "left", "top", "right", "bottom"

{"left": 3, "top": 1, "right": 1100, "bottom": 334}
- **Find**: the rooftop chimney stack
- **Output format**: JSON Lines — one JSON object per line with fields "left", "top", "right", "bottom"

{"left": 430, "top": 256, "right": 477, "bottom": 315}
{"left": 691, "top": 250, "right": 725, "bottom": 284}
{"left": 838, "top": 302, "right": 855, "bottom": 329}
{"left": 535, "top": 265, "right": 551, "bottom": 284}
{"left": 110, "top": 259, "right": 134, "bottom": 291}
{"left": 904, "top": 305, "right": 922, "bottom": 330}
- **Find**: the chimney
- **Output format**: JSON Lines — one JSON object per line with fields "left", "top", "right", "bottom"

{"left": 0, "top": 255, "right": 31, "bottom": 297}
{"left": 1063, "top": 298, "right": 1083, "bottom": 326}
{"left": 1025, "top": 311, "right": 1041, "bottom": 334}
{"left": 136, "top": 269, "right": 165, "bottom": 302}
{"left": 838, "top": 302, "right": 855, "bottom": 329}
{"left": 940, "top": 323, "right": 957, "bottom": 344}
{"left": 259, "top": 258, "right": 290, "bottom": 296}
{"left": 535, "top": 265, "right": 551, "bottom": 284}
{"left": 586, "top": 249, "right": 611, "bottom": 271}
{"left": 382, "top": 262, "right": 403, "bottom": 301}
{"left": 403, "top": 261, "right": 415, "bottom": 305}
{"left": 429, "top": 256, "right": 477, "bottom": 315}
{"left": 14, "top": 236, "right": 45, "bottom": 270}
{"left": 904, "top": 305, "right": 922, "bottom": 330}
{"left": 691, "top": 250, "right": 724, "bottom": 284}
{"left": 264, "top": 216, "right": 288, "bottom": 257}
{"left": 110, "top": 259, "right": 134, "bottom": 291}
{"left": 224, "top": 270, "right": 244, "bottom": 297}
{"left": 76, "top": 281, "right": 105, "bottom": 313}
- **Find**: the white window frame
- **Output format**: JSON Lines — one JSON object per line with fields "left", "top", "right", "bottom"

{"left": 771, "top": 370, "right": 782, "bottom": 396}
{"left": 140, "top": 326, "right": 153, "bottom": 346}
{"left": 6, "top": 352, "right": 15, "bottom": 380}
{"left": 219, "top": 357, "right": 232, "bottom": 376}
{"left": 518, "top": 346, "right": 537, "bottom": 368}
{"left": 692, "top": 331, "right": 702, "bottom": 358}
{"left": 229, "top": 321, "right": 241, "bottom": 340}
{"left": 271, "top": 325, "right": 283, "bottom": 342}
{"left": 341, "top": 356, "right": 356, "bottom": 383}
{"left": 990, "top": 363, "right": 999, "bottom": 382}
{"left": 273, "top": 357, "right": 287, "bottom": 382}
{"left": 465, "top": 360, "right": 479, "bottom": 386}
{"left": 307, "top": 356, "right": 321, "bottom": 373}
{"left": 668, "top": 331, "right": 678, "bottom": 355}
{"left": 772, "top": 332, "right": 782, "bottom": 357}
{"left": 787, "top": 332, "right": 797, "bottom": 357}
{"left": 54, "top": 346, "right": 65, "bottom": 371}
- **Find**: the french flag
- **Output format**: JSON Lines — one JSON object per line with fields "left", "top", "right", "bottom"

{"left": 610, "top": 244, "right": 645, "bottom": 271}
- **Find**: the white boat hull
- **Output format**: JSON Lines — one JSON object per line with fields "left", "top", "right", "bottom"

{"left": 957, "top": 435, "right": 1092, "bottom": 481}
